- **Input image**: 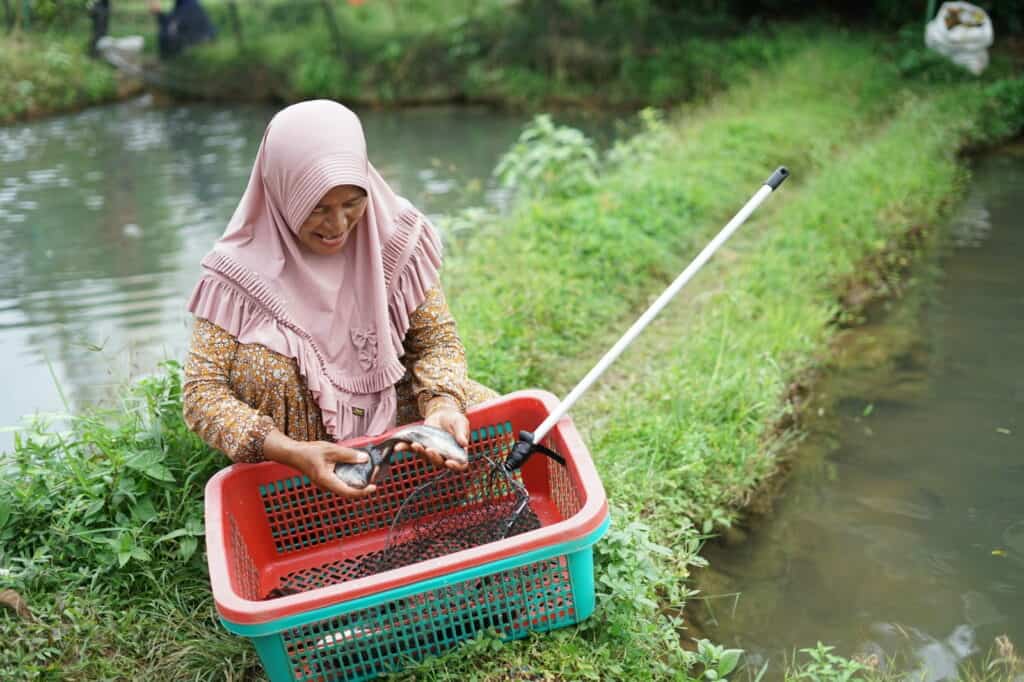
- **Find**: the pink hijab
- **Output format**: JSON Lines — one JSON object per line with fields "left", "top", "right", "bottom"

{"left": 187, "top": 100, "right": 442, "bottom": 440}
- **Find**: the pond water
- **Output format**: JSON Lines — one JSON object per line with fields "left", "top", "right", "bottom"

{"left": 0, "top": 98, "right": 611, "bottom": 450}
{"left": 692, "top": 148, "right": 1024, "bottom": 679}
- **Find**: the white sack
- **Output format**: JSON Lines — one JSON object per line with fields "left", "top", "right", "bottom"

{"left": 924, "top": 2, "right": 994, "bottom": 75}
{"left": 96, "top": 35, "right": 145, "bottom": 74}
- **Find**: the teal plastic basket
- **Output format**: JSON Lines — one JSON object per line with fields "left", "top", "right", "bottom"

{"left": 205, "top": 390, "right": 610, "bottom": 681}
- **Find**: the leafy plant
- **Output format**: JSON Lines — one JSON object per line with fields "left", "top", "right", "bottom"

{"left": 787, "top": 642, "right": 868, "bottom": 682}
{"left": 606, "top": 107, "right": 670, "bottom": 167}
{"left": 0, "top": 361, "right": 220, "bottom": 593}
{"left": 0, "top": 35, "right": 118, "bottom": 124}
{"left": 494, "top": 114, "right": 599, "bottom": 200}
{"left": 293, "top": 52, "right": 351, "bottom": 99}
{"left": 694, "top": 638, "right": 743, "bottom": 681}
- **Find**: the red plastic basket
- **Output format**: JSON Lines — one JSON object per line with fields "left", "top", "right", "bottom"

{"left": 204, "top": 390, "right": 609, "bottom": 681}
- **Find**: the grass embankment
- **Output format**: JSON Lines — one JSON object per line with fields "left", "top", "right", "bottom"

{"left": 2, "top": 34, "right": 1023, "bottom": 681}
{"left": 416, "top": 40, "right": 1024, "bottom": 680}
{"left": 158, "top": 0, "right": 792, "bottom": 109}
{"left": 2, "top": 1, "right": 792, "bottom": 118}
{"left": 0, "top": 34, "right": 122, "bottom": 124}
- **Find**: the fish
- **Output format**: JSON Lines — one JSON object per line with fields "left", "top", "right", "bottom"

{"left": 333, "top": 424, "right": 469, "bottom": 489}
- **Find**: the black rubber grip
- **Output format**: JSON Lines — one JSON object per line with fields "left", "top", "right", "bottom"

{"left": 765, "top": 166, "right": 790, "bottom": 190}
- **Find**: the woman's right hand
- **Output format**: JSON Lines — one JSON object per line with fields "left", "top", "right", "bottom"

{"left": 262, "top": 429, "right": 377, "bottom": 499}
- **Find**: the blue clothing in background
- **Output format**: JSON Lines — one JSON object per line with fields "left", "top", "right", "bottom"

{"left": 156, "top": 0, "right": 216, "bottom": 59}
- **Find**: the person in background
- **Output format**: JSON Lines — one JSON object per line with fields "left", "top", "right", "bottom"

{"left": 148, "top": 0, "right": 216, "bottom": 59}
{"left": 182, "top": 100, "right": 497, "bottom": 498}
{"left": 88, "top": 0, "right": 110, "bottom": 57}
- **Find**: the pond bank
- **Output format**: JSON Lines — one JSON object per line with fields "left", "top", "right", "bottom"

{"left": 152, "top": 3, "right": 800, "bottom": 112}
{"left": 1, "top": 8, "right": 791, "bottom": 122}
{"left": 689, "top": 145, "right": 1024, "bottom": 680}
{"left": 456, "top": 45, "right": 1024, "bottom": 678}
{"left": 156, "top": 28, "right": 786, "bottom": 113}
{"left": 0, "top": 34, "right": 141, "bottom": 126}
{"left": 1, "top": 34, "right": 1023, "bottom": 681}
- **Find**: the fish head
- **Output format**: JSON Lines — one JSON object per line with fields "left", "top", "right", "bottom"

{"left": 333, "top": 445, "right": 388, "bottom": 489}
{"left": 389, "top": 424, "right": 469, "bottom": 465}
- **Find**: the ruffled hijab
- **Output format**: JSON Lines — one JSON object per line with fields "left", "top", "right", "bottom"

{"left": 187, "top": 100, "right": 442, "bottom": 440}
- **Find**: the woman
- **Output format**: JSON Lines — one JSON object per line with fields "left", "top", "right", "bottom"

{"left": 183, "top": 100, "right": 496, "bottom": 499}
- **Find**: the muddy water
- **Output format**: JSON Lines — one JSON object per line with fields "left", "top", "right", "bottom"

{"left": 0, "top": 98, "right": 611, "bottom": 450}
{"left": 692, "top": 148, "right": 1024, "bottom": 679}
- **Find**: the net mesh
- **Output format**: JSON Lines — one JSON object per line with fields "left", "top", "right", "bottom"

{"left": 260, "top": 427, "right": 549, "bottom": 600}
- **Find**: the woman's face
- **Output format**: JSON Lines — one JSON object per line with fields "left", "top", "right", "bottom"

{"left": 297, "top": 185, "right": 368, "bottom": 255}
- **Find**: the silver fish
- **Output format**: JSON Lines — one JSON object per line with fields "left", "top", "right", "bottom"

{"left": 333, "top": 424, "right": 469, "bottom": 489}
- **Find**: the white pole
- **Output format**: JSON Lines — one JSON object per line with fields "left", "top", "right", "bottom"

{"left": 531, "top": 167, "right": 789, "bottom": 444}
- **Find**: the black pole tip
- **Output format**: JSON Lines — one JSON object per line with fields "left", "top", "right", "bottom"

{"left": 765, "top": 166, "right": 790, "bottom": 190}
{"left": 505, "top": 431, "right": 536, "bottom": 471}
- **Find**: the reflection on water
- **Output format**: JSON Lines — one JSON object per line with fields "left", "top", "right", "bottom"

{"left": 0, "top": 97, "right": 610, "bottom": 449}
{"left": 693, "top": 150, "right": 1024, "bottom": 679}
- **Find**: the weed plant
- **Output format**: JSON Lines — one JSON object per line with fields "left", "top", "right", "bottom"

{"left": 0, "top": 35, "right": 118, "bottom": 124}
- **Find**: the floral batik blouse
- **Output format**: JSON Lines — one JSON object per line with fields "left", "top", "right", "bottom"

{"left": 183, "top": 286, "right": 496, "bottom": 462}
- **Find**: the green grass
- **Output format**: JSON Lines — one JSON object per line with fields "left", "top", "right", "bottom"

{"left": 0, "top": 366, "right": 258, "bottom": 678}
{"left": 780, "top": 638, "right": 1024, "bottom": 681}
{"left": 402, "top": 40, "right": 1024, "bottom": 681}
{"left": 580, "top": 80, "right": 1005, "bottom": 532}
{"left": 0, "top": 33, "right": 120, "bottom": 124}
{"left": 448, "top": 35, "right": 904, "bottom": 393}
{"left": 157, "top": 5, "right": 797, "bottom": 108}
{"left": 1, "top": 31, "right": 1023, "bottom": 681}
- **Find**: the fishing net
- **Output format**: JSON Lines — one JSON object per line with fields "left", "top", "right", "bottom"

{"left": 375, "top": 450, "right": 539, "bottom": 572}
{"left": 262, "top": 445, "right": 544, "bottom": 600}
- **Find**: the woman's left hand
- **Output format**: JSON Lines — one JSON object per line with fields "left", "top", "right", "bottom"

{"left": 396, "top": 408, "right": 470, "bottom": 472}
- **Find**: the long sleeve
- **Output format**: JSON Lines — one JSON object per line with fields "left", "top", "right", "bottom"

{"left": 182, "top": 318, "right": 276, "bottom": 463}
{"left": 402, "top": 286, "right": 469, "bottom": 417}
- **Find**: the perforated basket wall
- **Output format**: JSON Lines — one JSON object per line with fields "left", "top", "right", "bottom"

{"left": 276, "top": 555, "right": 580, "bottom": 682}
{"left": 205, "top": 391, "right": 609, "bottom": 682}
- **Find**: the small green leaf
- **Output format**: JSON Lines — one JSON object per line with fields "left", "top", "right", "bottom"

{"left": 0, "top": 499, "right": 10, "bottom": 529}
{"left": 83, "top": 498, "right": 106, "bottom": 518}
{"left": 131, "top": 497, "right": 157, "bottom": 523}
{"left": 718, "top": 649, "right": 742, "bottom": 677}
{"left": 647, "top": 542, "right": 674, "bottom": 557}
{"left": 125, "top": 450, "right": 157, "bottom": 471}
{"left": 125, "top": 450, "right": 175, "bottom": 482}
{"left": 704, "top": 669, "right": 719, "bottom": 681}
{"left": 179, "top": 536, "right": 198, "bottom": 561}
{"left": 117, "top": 551, "right": 132, "bottom": 567}
{"left": 144, "top": 463, "right": 175, "bottom": 482}
{"left": 155, "top": 528, "right": 190, "bottom": 544}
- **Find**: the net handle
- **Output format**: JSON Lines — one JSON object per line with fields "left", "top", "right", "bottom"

{"left": 531, "top": 167, "right": 789, "bottom": 444}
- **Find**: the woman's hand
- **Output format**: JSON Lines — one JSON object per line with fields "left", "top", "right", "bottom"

{"left": 395, "top": 407, "right": 470, "bottom": 472}
{"left": 263, "top": 429, "right": 376, "bottom": 498}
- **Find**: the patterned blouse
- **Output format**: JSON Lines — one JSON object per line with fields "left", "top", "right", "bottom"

{"left": 183, "top": 286, "right": 496, "bottom": 463}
